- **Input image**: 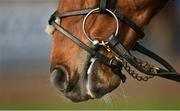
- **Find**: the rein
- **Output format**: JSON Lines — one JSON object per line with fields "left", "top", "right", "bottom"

{"left": 47, "top": 0, "right": 180, "bottom": 83}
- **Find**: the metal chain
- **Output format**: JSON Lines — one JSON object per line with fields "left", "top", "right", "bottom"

{"left": 101, "top": 41, "right": 157, "bottom": 82}
{"left": 120, "top": 57, "right": 155, "bottom": 81}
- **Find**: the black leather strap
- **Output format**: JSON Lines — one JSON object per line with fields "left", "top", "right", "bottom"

{"left": 108, "top": 35, "right": 180, "bottom": 82}
{"left": 99, "top": 0, "right": 117, "bottom": 13}
{"left": 107, "top": 0, "right": 117, "bottom": 11}
{"left": 53, "top": 9, "right": 144, "bottom": 40}
{"left": 133, "top": 42, "right": 176, "bottom": 72}
{"left": 115, "top": 12, "right": 145, "bottom": 39}
{"left": 55, "top": 9, "right": 93, "bottom": 18}
{"left": 99, "top": 0, "right": 107, "bottom": 13}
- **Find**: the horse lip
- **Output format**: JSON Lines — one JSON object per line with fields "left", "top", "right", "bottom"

{"left": 65, "top": 72, "right": 80, "bottom": 93}
{"left": 84, "top": 57, "right": 97, "bottom": 98}
{"left": 86, "top": 79, "right": 96, "bottom": 99}
{"left": 66, "top": 56, "right": 97, "bottom": 101}
{"left": 66, "top": 94, "right": 94, "bottom": 102}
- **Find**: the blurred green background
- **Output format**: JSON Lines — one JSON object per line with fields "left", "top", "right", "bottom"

{"left": 0, "top": 0, "right": 180, "bottom": 110}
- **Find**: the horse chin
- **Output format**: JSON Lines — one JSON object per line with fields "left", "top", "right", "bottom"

{"left": 86, "top": 68, "right": 121, "bottom": 99}
{"left": 63, "top": 70, "right": 121, "bottom": 102}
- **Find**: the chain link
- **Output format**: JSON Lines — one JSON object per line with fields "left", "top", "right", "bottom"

{"left": 120, "top": 57, "right": 155, "bottom": 81}
{"left": 101, "top": 41, "right": 158, "bottom": 82}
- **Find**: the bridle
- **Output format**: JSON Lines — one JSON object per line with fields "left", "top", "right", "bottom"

{"left": 47, "top": 0, "right": 180, "bottom": 83}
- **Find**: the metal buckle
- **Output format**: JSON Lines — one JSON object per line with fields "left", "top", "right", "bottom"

{"left": 101, "top": 41, "right": 121, "bottom": 59}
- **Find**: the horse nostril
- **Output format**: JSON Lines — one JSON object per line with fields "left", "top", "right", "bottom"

{"left": 50, "top": 66, "right": 69, "bottom": 91}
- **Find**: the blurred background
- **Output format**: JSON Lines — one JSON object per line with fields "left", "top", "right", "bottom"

{"left": 0, "top": 0, "right": 180, "bottom": 110}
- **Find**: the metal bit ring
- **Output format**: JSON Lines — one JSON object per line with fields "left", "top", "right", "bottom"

{"left": 83, "top": 8, "right": 119, "bottom": 43}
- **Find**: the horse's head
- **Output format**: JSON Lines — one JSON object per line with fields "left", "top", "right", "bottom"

{"left": 48, "top": 0, "right": 169, "bottom": 102}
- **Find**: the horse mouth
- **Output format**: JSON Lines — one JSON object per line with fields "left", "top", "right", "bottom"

{"left": 50, "top": 57, "right": 121, "bottom": 102}
{"left": 86, "top": 66, "right": 121, "bottom": 100}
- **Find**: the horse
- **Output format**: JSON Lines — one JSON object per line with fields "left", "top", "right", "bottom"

{"left": 46, "top": 0, "right": 180, "bottom": 102}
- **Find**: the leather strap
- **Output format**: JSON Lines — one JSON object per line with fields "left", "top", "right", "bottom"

{"left": 108, "top": 35, "right": 180, "bottom": 82}
{"left": 55, "top": 9, "right": 93, "bottom": 18}
{"left": 133, "top": 42, "right": 176, "bottom": 72}
{"left": 107, "top": 0, "right": 117, "bottom": 11}
{"left": 99, "top": 0, "right": 107, "bottom": 13}
{"left": 115, "top": 12, "right": 145, "bottom": 39}
{"left": 53, "top": 9, "right": 144, "bottom": 39}
{"left": 99, "top": 0, "right": 117, "bottom": 13}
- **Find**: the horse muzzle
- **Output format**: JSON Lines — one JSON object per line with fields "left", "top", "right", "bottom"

{"left": 50, "top": 63, "right": 122, "bottom": 102}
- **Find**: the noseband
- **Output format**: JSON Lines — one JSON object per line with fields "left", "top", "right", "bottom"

{"left": 47, "top": 0, "right": 180, "bottom": 83}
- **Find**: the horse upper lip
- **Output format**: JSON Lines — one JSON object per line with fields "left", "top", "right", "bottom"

{"left": 66, "top": 58, "right": 96, "bottom": 101}
{"left": 65, "top": 74, "right": 79, "bottom": 93}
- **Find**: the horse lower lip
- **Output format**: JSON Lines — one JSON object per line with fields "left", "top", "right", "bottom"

{"left": 86, "top": 83, "right": 95, "bottom": 99}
